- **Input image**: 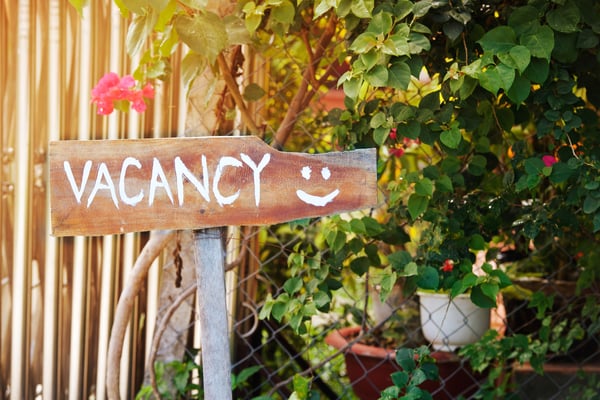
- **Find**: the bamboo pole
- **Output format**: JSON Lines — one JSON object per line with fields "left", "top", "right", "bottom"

{"left": 42, "top": 0, "right": 61, "bottom": 397}
{"left": 11, "top": 0, "right": 33, "bottom": 397}
{"left": 68, "top": 4, "right": 92, "bottom": 399}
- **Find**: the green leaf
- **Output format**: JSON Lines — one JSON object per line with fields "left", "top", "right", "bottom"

{"left": 468, "top": 234, "right": 486, "bottom": 251}
{"left": 284, "top": 277, "right": 303, "bottom": 295}
{"left": 391, "top": 370, "right": 409, "bottom": 388}
{"left": 365, "top": 65, "right": 389, "bottom": 87}
{"left": 385, "top": 62, "right": 411, "bottom": 91}
{"left": 498, "top": 45, "right": 531, "bottom": 73}
{"left": 520, "top": 25, "right": 554, "bottom": 60}
{"left": 395, "top": 348, "right": 416, "bottom": 372}
{"left": 314, "top": 0, "right": 336, "bottom": 19}
{"left": 350, "top": 0, "right": 373, "bottom": 18}
{"left": 350, "top": 32, "right": 378, "bottom": 53}
{"left": 549, "top": 162, "right": 574, "bottom": 183}
{"left": 470, "top": 285, "right": 497, "bottom": 308}
{"left": 508, "top": 5, "right": 540, "bottom": 36}
{"left": 350, "top": 256, "right": 371, "bottom": 276}
{"left": 407, "top": 193, "right": 429, "bottom": 219}
{"left": 468, "top": 154, "right": 487, "bottom": 176}
{"left": 180, "top": 52, "right": 207, "bottom": 94}
{"left": 374, "top": 127, "right": 390, "bottom": 145}
{"left": 388, "top": 250, "right": 412, "bottom": 269}
{"left": 367, "top": 11, "right": 392, "bottom": 34}
{"left": 232, "top": 366, "right": 261, "bottom": 390}
{"left": 417, "top": 266, "right": 440, "bottom": 290}
{"left": 126, "top": 13, "right": 153, "bottom": 56}
{"left": 272, "top": 301, "right": 288, "bottom": 322}
{"left": 380, "top": 272, "right": 398, "bottom": 301}
{"left": 523, "top": 57, "right": 549, "bottom": 83}
{"left": 507, "top": 74, "right": 531, "bottom": 104}
{"left": 436, "top": 175, "right": 453, "bottom": 192}
{"left": 313, "top": 290, "right": 331, "bottom": 309}
{"left": 478, "top": 26, "right": 516, "bottom": 54}
{"left": 584, "top": 195, "right": 600, "bottom": 214}
{"left": 243, "top": 83, "right": 266, "bottom": 101}
{"left": 174, "top": 12, "right": 228, "bottom": 64}
{"left": 68, "top": 0, "right": 88, "bottom": 15}
{"left": 415, "top": 178, "right": 434, "bottom": 196}
{"left": 440, "top": 124, "right": 461, "bottom": 149}
{"left": 271, "top": 0, "right": 295, "bottom": 24}
{"left": 342, "top": 77, "right": 362, "bottom": 100}
{"left": 412, "top": 0, "right": 432, "bottom": 18}
{"left": 547, "top": 0, "right": 580, "bottom": 33}
{"left": 478, "top": 65, "right": 504, "bottom": 94}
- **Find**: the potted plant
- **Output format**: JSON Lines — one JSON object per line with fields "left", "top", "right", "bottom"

{"left": 258, "top": 0, "right": 600, "bottom": 397}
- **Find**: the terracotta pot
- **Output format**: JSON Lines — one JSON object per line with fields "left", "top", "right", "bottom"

{"left": 325, "top": 326, "right": 485, "bottom": 400}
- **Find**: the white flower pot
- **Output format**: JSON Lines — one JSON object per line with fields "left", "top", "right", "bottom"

{"left": 418, "top": 291, "right": 490, "bottom": 351}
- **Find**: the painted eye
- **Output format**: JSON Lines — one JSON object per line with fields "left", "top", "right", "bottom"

{"left": 296, "top": 165, "right": 340, "bottom": 207}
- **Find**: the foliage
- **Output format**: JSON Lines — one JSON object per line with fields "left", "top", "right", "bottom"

{"left": 98, "top": 0, "right": 600, "bottom": 397}
{"left": 135, "top": 353, "right": 261, "bottom": 399}
{"left": 379, "top": 346, "right": 439, "bottom": 400}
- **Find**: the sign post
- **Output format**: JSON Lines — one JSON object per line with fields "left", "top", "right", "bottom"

{"left": 49, "top": 136, "right": 377, "bottom": 398}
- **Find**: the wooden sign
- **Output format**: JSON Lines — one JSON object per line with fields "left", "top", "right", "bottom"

{"left": 49, "top": 136, "right": 377, "bottom": 236}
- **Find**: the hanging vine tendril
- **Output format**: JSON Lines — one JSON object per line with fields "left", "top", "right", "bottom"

{"left": 173, "top": 231, "right": 183, "bottom": 288}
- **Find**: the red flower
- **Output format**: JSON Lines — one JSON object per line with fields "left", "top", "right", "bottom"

{"left": 542, "top": 155, "right": 558, "bottom": 167}
{"left": 91, "top": 72, "right": 154, "bottom": 115}
{"left": 441, "top": 259, "right": 454, "bottom": 272}
{"left": 389, "top": 146, "right": 405, "bottom": 157}
{"left": 389, "top": 128, "right": 398, "bottom": 140}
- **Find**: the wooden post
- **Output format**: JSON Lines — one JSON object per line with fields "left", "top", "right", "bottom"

{"left": 194, "top": 228, "right": 232, "bottom": 400}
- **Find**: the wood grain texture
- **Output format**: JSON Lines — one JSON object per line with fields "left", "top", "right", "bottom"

{"left": 49, "top": 136, "right": 378, "bottom": 236}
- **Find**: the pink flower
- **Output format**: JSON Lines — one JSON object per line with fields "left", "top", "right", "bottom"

{"left": 441, "top": 259, "right": 454, "bottom": 272}
{"left": 91, "top": 72, "right": 154, "bottom": 115}
{"left": 389, "top": 128, "right": 397, "bottom": 140}
{"left": 389, "top": 147, "right": 405, "bottom": 157}
{"left": 542, "top": 155, "right": 558, "bottom": 167}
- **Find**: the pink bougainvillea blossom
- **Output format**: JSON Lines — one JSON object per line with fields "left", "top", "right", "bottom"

{"left": 388, "top": 135, "right": 420, "bottom": 158}
{"left": 542, "top": 155, "right": 558, "bottom": 167}
{"left": 91, "top": 73, "right": 154, "bottom": 115}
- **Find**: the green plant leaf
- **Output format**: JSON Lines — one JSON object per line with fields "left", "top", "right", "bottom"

{"left": 174, "top": 12, "right": 228, "bottom": 64}
{"left": 350, "top": 256, "right": 370, "bottom": 276}
{"left": 440, "top": 124, "right": 461, "bottom": 149}
{"left": 470, "top": 285, "right": 497, "bottom": 308}
{"left": 395, "top": 348, "right": 416, "bottom": 372}
{"left": 508, "top": 5, "right": 540, "bottom": 36}
{"left": 367, "top": 11, "right": 392, "bottom": 34}
{"left": 415, "top": 178, "right": 434, "bottom": 196}
{"left": 520, "top": 25, "right": 554, "bottom": 60}
{"left": 350, "top": 0, "right": 373, "bottom": 18}
{"left": 387, "top": 62, "right": 412, "bottom": 90}
{"left": 243, "top": 83, "right": 266, "bottom": 101}
{"left": 284, "top": 277, "right": 303, "bottom": 295}
{"left": 271, "top": 0, "right": 295, "bottom": 24}
{"left": 523, "top": 57, "right": 549, "bottom": 83}
{"left": 478, "top": 26, "right": 516, "bottom": 53}
{"left": 507, "top": 74, "right": 531, "bottom": 104}
{"left": 365, "top": 65, "right": 389, "bottom": 87}
{"left": 417, "top": 266, "right": 440, "bottom": 290}
{"left": 408, "top": 193, "right": 429, "bottom": 219}
{"left": 350, "top": 32, "right": 378, "bottom": 53}
{"left": 547, "top": 0, "right": 580, "bottom": 33}
{"left": 391, "top": 370, "right": 409, "bottom": 388}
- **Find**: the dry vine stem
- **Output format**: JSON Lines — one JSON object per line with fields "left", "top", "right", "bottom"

{"left": 106, "top": 230, "right": 176, "bottom": 400}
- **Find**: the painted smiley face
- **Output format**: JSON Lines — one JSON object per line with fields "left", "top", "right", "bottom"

{"left": 296, "top": 166, "right": 340, "bottom": 207}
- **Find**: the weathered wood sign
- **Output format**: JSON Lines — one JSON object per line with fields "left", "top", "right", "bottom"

{"left": 49, "top": 136, "right": 377, "bottom": 236}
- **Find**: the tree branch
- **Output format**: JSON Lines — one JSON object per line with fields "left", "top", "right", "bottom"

{"left": 106, "top": 230, "right": 176, "bottom": 400}
{"left": 217, "top": 51, "right": 261, "bottom": 135}
{"left": 272, "top": 14, "right": 338, "bottom": 150}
